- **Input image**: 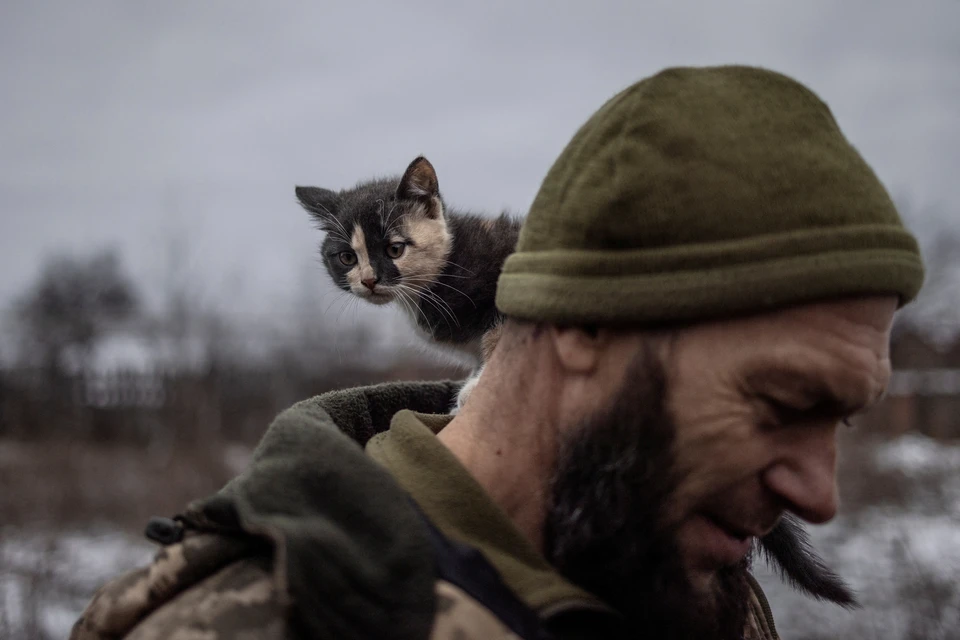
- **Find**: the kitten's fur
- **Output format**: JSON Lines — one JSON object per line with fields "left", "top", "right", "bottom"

{"left": 296, "top": 156, "right": 857, "bottom": 609}
{"left": 296, "top": 156, "right": 519, "bottom": 373}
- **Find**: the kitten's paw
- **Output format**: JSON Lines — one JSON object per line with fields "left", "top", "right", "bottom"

{"left": 452, "top": 366, "right": 483, "bottom": 414}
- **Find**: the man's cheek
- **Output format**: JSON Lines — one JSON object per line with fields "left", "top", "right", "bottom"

{"left": 666, "top": 410, "right": 764, "bottom": 525}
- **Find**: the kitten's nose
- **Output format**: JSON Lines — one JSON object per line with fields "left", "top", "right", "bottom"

{"left": 361, "top": 277, "right": 379, "bottom": 291}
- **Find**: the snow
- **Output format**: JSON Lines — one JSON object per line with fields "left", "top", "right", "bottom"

{"left": 875, "top": 433, "right": 960, "bottom": 475}
{"left": 0, "top": 527, "right": 153, "bottom": 640}
{"left": 3, "top": 435, "right": 959, "bottom": 639}
{"left": 754, "top": 508, "right": 960, "bottom": 639}
{"left": 755, "top": 434, "right": 960, "bottom": 639}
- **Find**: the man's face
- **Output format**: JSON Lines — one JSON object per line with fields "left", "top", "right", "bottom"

{"left": 664, "top": 296, "right": 896, "bottom": 587}
{"left": 544, "top": 296, "right": 897, "bottom": 637}
{"left": 546, "top": 346, "right": 753, "bottom": 638}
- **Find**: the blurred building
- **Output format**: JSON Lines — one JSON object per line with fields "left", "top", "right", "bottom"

{"left": 873, "top": 329, "right": 960, "bottom": 439}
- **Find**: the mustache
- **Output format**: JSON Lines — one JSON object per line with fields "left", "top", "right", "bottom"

{"left": 550, "top": 346, "right": 858, "bottom": 610}
{"left": 758, "top": 514, "right": 858, "bottom": 608}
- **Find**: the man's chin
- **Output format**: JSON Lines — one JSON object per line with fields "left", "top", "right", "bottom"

{"left": 678, "top": 514, "right": 755, "bottom": 577}
{"left": 590, "top": 555, "right": 752, "bottom": 640}
{"left": 684, "top": 562, "right": 745, "bottom": 611}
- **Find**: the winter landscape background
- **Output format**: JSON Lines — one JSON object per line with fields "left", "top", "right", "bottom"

{"left": 2, "top": 2, "right": 959, "bottom": 638}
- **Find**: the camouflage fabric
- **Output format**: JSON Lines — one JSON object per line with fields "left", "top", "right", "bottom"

{"left": 70, "top": 381, "right": 780, "bottom": 640}
{"left": 73, "top": 565, "right": 525, "bottom": 640}
{"left": 430, "top": 581, "right": 523, "bottom": 640}
{"left": 72, "top": 541, "right": 779, "bottom": 640}
{"left": 71, "top": 533, "right": 282, "bottom": 640}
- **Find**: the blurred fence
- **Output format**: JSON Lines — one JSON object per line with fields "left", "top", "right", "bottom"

{"left": 1, "top": 364, "right": 958, "bottom": 442}
{"left": 872, "top": 369, "right": 960, "bottom": 439}
{"left": 0, "top": 360, "right": 463, "bottom": 444}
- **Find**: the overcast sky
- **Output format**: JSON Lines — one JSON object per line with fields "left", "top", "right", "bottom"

{"left": 2, "top": 0, "right": 958, "bottom": 335}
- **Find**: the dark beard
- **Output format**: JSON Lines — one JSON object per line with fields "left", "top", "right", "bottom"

{"left": 543, "top": 350, "right": 751, "bottom": 639}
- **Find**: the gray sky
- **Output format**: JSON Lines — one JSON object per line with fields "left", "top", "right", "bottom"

{"left": 2, "top": 0, "right": 958, "bottom": 333}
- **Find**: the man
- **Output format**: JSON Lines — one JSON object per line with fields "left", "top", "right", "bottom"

{"left": 72, "top": 65, "right": 923, "bottom": 639}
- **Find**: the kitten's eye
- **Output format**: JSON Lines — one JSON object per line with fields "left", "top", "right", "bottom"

{"left": 338, "top": 251, "right": 357, "bottom": 266}
{"left": 386, "top": 242, "right": 406, "bottom": 259}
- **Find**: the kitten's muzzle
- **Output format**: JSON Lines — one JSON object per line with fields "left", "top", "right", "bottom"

{"left": 356, "top": 284, "right": 393, "bottom": 305}
{"left": 361, "top": 277, "right": 379, "bottom": 291}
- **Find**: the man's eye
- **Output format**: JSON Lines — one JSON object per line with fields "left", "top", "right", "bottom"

{"left": 765, "top": 399, "right": 804, "bottom": 425}
{"left": 763, "top": 396, "right": 856, "bottom": 429}
{"left": 386, "top": 242, "right": 406, "bottom": 259}
{"left": 339, "top": 252, "right": 357, "bottom": 266}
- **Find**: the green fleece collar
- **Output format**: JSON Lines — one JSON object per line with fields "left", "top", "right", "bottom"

{"left": 366, "top": 410, "right": 610, "bottom": 616}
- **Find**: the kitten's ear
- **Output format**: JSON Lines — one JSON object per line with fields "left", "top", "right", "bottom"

{"left": 397, "top": 156, "right": 440, "bottom": 202}
{"left": 295, "top": 186, "right": 341, "bottom": 225}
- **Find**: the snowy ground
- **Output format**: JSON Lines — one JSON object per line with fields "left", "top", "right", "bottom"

{"left": 0, "top": 527, "right": 153, "bottom": 639}
{"left": 756, "top": 434, "right": 960, "bottom": 639}
{"left": 1, "top": 434, "right": 958, "bottom": 639}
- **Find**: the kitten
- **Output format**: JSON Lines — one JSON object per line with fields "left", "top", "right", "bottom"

{"left": 295, "top": 156, "right": 519, "bottom": 380}
{"left": 296, "top": 157, "right": 856, "bottom": 609}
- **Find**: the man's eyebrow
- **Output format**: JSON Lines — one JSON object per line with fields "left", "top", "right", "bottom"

{"left": 744, "top": 367, "right": 864, "bottom": 416}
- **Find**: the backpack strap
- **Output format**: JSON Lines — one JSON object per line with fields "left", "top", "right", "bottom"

{"left": 412, "top": 503, "right": 554, "bottom": 640}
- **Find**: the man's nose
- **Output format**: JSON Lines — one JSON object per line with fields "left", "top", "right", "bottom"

{"left": 361, "top": 277, "right": 378, "bottom": 291}
{"left": 762, "top": 424, "right": 839, "bottom": 524}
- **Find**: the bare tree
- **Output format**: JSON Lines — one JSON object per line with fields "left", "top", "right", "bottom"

{"left": 893, "top": 197, "right": 960, "bottom": 346}
{"left": 14, "top": 249, "right": 140, "bottom": 374}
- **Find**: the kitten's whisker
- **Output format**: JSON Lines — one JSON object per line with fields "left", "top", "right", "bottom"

{"left": 320, "top": 226, "right": 350, "bottom": 244}
{"left": 323, "top": 214, "right": 354, "bottom": 247}
{"left": 394, "top": 287, "right": 429, "bottom": 331}
{"left": 324, "top": 290, "right": 350, "bottom": 315}
{"left": 399, "top": 283, "right": 460, "bottom": 328}
{"left": 396, "top": 289, "right": 422, "bottom": 327}
{"left": 393, "top": 287, "right": 412, "bottom": 317}
{"left": 377, "top": 199, "right": 397, "bottom": 236}
{"left": 312, "top": 202, "right": 334, "bottom": 217}
{"left": 397, "top": 283, "right": 458, "bottom": 329}
{"left": 311, "top": 201, "right": 354, "bottom": 244}
{"left": 335, "top": 289, "right": 360, "bottom": 327}
{"left": 392, "top": 288, "right": 411, "bottom": 318}
{"left": 423, "top": 293, "right": 461, "bottom": 326}
{"left": 384, "top": 214, "right": 407, "bottom": 238}
{"left": 435, "top": 258, "right": 477, "bottom": 275}
{"left": 338, "top": 296, "right": 362, "bottom": 365}
{"left": 315, "top": 225, "right": 350, "bottom": 245}
{"left": 401, "top": 272, "right": 471, "bottom": 280}
{"left": 382, "top": 203, "right": 405, "bottom": 236}
{"left": 325, "top": 232, "right": 351, "bottom": 245}
{"left": 401, "top": 278, "right": 476, "bottom": 305}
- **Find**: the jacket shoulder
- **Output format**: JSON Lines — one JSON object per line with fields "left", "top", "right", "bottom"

{"left": 431, "top": 580, "right": 523, "bottom": 640}
{"left": 71, "top": 535, "right": 288, "bottom": 640}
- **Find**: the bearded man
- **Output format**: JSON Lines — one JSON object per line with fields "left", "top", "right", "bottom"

{"left": 72, "top": 65, "right": 923, "bottom": 640}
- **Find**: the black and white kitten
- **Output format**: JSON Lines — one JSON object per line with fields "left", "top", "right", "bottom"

{"left": 296, "top": 155, "right": 519, "bottom": 404}
{"left": 296, "top": 156, "right": 857, "bottom": 610}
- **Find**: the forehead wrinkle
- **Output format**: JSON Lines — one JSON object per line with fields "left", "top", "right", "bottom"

{"left": 760, "top": 370, "right": 854, "bottom": 415}
{"left": 744, "top": 352, "right": 883, "bottom": 417}
{"left": 739, "top": 307, "right": 894, "bottom": 417}
{"left": 827, "top": 337, "right": 893, "bottom": 411}
{"left": 785, "top": 299, "right": 895, "bottom": 363}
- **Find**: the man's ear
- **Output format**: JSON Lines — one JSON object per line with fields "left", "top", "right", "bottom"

{"left": 550, "top": 325, "right": 607, "bottom": 374}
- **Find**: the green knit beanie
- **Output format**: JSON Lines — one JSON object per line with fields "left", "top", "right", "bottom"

{"left": 495, "top": 65, "right": 924, "bottom": 326}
